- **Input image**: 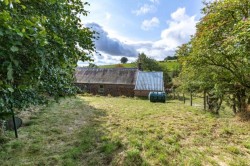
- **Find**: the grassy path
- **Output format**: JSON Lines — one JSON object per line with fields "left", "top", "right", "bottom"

{"left": 1, "top": 96, "right": 250, "bottom": 165}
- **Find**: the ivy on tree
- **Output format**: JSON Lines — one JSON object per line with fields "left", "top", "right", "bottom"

{"left": 0, "top": 0, "right": 95, "bottom": 117}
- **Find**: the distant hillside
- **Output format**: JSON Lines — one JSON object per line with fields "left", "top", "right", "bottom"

{"left": 158, "top": 60, "right": 180, "bottom": 71}
{"left": 99, "top": 60, "right": 179, "bottom": 72}
{"left": 99, "top": 63, "right": 137, "bottom": 69}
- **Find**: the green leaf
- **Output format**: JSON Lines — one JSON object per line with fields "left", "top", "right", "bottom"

{"left": 4, "top": 0, "right": 9, "bottom": 5}
{"left": 17, "top": 32, "right": 23, "bottom": 37}
{"left": 21, "top": 5, "right": 26, "bottom": 9}
{"left": 7, "top": 63, "right": 13, "bottom": 81}
{"left": 48, "top": 0, "right": 57, "bottom": 4}
{"left": 0, "top": 30, "right": 3, "bottom": 36}
{"left": 10, "top": 46, "right": 19, "bottom": 52}
{"left": 8, "top": 87, "right": 14, "bottom": 93}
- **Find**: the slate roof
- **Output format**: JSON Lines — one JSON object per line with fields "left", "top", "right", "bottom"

{"left": 75, "top": 67, "right": 138, "bottom": 85}
{"left": 134, "top": 71, "right": 164, "bottom": 91}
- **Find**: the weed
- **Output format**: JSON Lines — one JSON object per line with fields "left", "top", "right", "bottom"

{"left": 10, "top": 140, "right": 25, "bottom": 150}
{"left": 188, "top": 157, "right": 202, "bottom": 166}
{"left": 226, "top": 146, "right": 241, "bottom": 154}
{"left": 100, "top": 140, "right": 121, "bottom": 155}
{"left": 124, "top": 148, "right": 143, "bottom": 166}
{"left": 229, "top": 157, "right": 249, "bottom": 166}
{"left": 28, "top": 144, "right": 41, "bottom": 154}
{"left": 243, "top": 142, "right": 250, "bottom": 149}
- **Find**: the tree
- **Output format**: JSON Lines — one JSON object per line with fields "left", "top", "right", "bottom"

{"left": 178, "top": 0, "right": 250, "bottom": 113}
{"left": 120, "top": 57, "right": 128, "bottom": 64}
{"left": 0, "top": 1, "right": 95, "bottom": 118}
{"left": 164, "top": 56, "right": 177, "bottom": 61}
{"left": 136, "top": 53, "right": 162, "bottom": 71}
{"left": 88, "top": 63, "right": 98, "bottom": 68}
{"left": 136, "top": 53, "right": 172, "bottom": 88}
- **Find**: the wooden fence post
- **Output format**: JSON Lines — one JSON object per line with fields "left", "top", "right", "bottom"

{"left": 183, "top": 93, "right": 185, "bottom": 104}
{"left": 204, "top": 91, "right": 206, "bottom": 110}
{"left": 190, "top": 92, "right": 193, "bottom": 106}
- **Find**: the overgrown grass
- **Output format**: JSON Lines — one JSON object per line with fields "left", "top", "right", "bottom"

{"left": 1, "top": 96, "right": 250, "bottom": 165}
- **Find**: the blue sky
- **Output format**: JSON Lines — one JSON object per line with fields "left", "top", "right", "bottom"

{"left": 78, "top": 0, "right": 205, "bottom": 66}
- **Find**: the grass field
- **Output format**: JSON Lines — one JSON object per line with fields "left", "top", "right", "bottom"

{"left": 99, "top": 60, "right": 179, "bottom": 72}
{"left": 99, "top": 63, "right": 137, "bottom": 69}
{"left": 1, "top": 96, "right": 250, "bottom": 165}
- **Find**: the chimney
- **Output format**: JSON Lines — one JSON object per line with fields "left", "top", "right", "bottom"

{"left": 138, "top": 62, "right": 143, "bottom": 71}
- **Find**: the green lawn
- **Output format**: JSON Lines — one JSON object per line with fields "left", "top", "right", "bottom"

{"left": 158, "top": 60, "right": 179, "bottom": 72}
{"left": 1, "top": 96, "right": 250, "bottom": 165}
{"left": 98, "top": 63, "right": 137, "bottom": 69}
{"left": 98, "top": 60, "right": 179, "bottom": 72}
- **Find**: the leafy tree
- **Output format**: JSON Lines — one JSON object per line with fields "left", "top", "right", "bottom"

{"left": 88, "top": 63, "right": 98, "bottom": 68}
{"left": 120, "top": 57, "right": 128, "bottom": 64}
{"left": 164, "top": 56, "right": 177, "bottom": 61}
{"left": 136, "top": 53, "right": 171, "bottom": 88}
{"left": 136, "top": 53, "right": 162, "bottom": 71}
{"left": 0, "top": 1, "right": 95, "bottom": 118}
{"left": 178, "top": 0, "right": 250, "bottom": 113}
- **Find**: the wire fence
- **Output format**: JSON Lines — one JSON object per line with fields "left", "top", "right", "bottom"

{"left": 167, "top": 92, "right": 207, "bottom": 110}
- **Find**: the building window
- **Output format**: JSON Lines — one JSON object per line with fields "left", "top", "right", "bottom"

{"left": 98, "top": 85, "right": 104, "bottom": 94}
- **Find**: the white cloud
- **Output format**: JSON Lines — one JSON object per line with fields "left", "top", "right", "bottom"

{"left": 78, "top": 52, "right": 137, "bottom": 66}
{"left": 153, "top": 7, "right": 197, "bottom": 51}
{"left": 133, "top": 7, "right": 197, "bottom": 61}
{"left": 141, "top": 17, "right": 160, "bottom": 31}
{"left": 170, "top": 8, "right": 188, "bottom": 21}
{"left": 78, "top": 8, "right": 198, "bottom": 66}
{"left": 133, "top": 4, "right": 156, "bottom": 15}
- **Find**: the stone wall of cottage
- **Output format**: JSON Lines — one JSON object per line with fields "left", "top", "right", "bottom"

{"left": 75, "top": 83, "right": 135, "bottom": 97}
{"left": 134, "top": 90, "right": 150, "bottom": 97}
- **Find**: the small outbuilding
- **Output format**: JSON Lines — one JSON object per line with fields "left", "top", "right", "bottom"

{"left": 75, "top": 67, "right": 137, "bottom": 96}
{"left": 134, "top": 71, "right": 164, "bottom": 97}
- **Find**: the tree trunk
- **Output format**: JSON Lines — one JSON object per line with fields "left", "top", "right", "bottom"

{"left": 232, "top": 94, "right": 237, "bottom": 114}
{"left": 235, "top": 88, "right": 247, "bottom": 112}
{"left": 207, "top": 92, "right": 222, "bottom": 114}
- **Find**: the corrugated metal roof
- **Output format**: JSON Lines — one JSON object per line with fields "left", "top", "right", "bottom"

{"left": 75, "top": 68, "right": 138, "bottom": 85}
{"left": 134, "top": 71, "right": 164, "bottom": 91}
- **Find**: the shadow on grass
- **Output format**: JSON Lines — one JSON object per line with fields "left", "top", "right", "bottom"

{"left": 61, "top": 105, "right": 120, "bottom": 165}
{"left": 0, "top": 96, "right": 146, "bottom": 166}
{"left": 62, "top": 99, "right": 146, "bottom": 166}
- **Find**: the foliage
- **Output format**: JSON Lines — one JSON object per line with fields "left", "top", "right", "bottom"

{"left": 136, "top": 53, "right": 173, "bottom": 87}
{"left": 177, "top": 0, "right": 250, "bottom": 113}
{"left": 0, "top": 0, "right": 95, "bottom": 117}
{"left": 120, "top": 56, "right": 128, "bottom": 64}
{"left": 88, "top": 63, "right": 98, "bottom": 68}
{"left": 136, "top": 53, "right": 162, "bottom": 71}
{"left": 164, "top": 55, "right": 177, "bottom": 61}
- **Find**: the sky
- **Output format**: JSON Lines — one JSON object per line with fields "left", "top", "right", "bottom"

{"left": 78, "top": 0, "right": 205, "bottom": 66}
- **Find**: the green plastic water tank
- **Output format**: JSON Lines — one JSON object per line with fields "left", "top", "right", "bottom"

{"left": 148, "top": 92, "right": 166, "bottom": 103}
